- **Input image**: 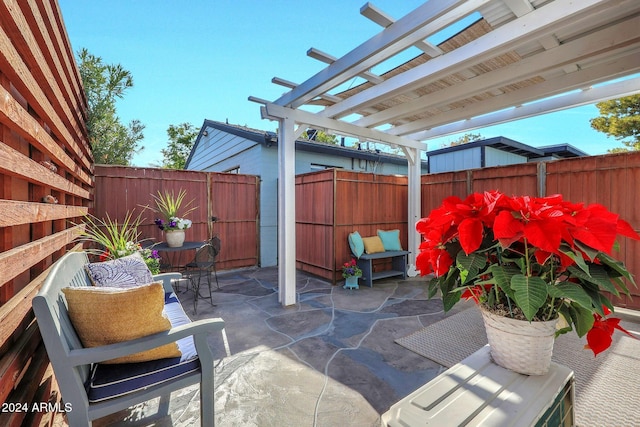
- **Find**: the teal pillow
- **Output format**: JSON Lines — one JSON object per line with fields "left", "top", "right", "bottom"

{"left": 377, "top": 229, "right": 402, "bottom": 251}
{"left": 348, "top": 231, "right": 365, "bottom": 258}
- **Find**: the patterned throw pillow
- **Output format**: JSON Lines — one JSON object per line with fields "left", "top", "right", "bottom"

{"left": 85, "top": 252, "right": 154, "bottom": 288}
{"left": 62, "top": 282, "right": 181, "bottom": 364}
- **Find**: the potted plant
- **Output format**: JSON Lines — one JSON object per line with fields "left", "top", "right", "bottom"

{"left": 78, "top": 211, "right": 161, "bottom": 274}
{"left": 151, "top": 189, "right": 197, "bottom": 247}
{"left": 416, "top": 190, "right": 639, "bottom": 375}
{"left": 342, "top": 258, "right": 363, "bottom": 290}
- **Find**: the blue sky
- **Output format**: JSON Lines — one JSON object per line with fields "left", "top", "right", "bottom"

{"left": 57, "top": 0, "right": 625, "bottom": 166}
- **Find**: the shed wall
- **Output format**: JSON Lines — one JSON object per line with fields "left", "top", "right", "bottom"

{"left": 428, "top": 146, "right": 482, "bottom": 173}
{"left": 484, "top": 146, "right": 528, "bottom": 167}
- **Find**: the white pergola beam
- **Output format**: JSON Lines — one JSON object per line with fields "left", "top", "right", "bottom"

{"left": 354, "top": 15, "right": 640, "bottom": 129}
{"left": 307, "top": 47, "right": 383, "bottom": 85}
{"left": 275, "top": 0, "right": 491, "bottom": 109}
{"left": 360, "top": 2, "right": 394, "bottom": 27}
{"left": 393, "top": 52, "right": 640, "bottom": 137}
{"left": 272, "top": 77, "right": 342, "bottom": 104}
{"left": 272, "top": 77, "right": 297, "bottom": 89}
{"left": 263, "top": 102, "right": 427, "bottom": 151}
{"left": 321, "top": 0, "right": 615, "bottom": 119}
{"left": 503, "top": 0, "right": 534, "bottom": 17}
{"left": 412, "top": 75, "right": 640, "bottom": 141}
{"left": 361, "top": 2, "right": 443, "bottom": 57}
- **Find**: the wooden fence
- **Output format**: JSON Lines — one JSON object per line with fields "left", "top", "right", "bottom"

{"left": 94, "top": 166, "right": 260, "bottom": 271}
{"left": 0, "top": 1, "right": 92, "bottom": 425}
{"left": 296, "top": 169, "right": 409, "bottom": 282}
{"left": 298, "top": 153, "right": 640, "bottom": 309}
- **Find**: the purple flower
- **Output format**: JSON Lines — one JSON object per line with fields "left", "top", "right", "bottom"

{"left": 169, "top": 220, "right": 177, "bottom": 228}
{"left": 154, "top": 218, "right": 165, "bottom": 230}
{"left": 151, "top": 250, "right": 160, "bottom": 259}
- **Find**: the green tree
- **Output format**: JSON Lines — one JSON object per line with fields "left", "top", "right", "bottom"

{"left": 78, "top": 48, "right": 145, "bottom": 165}
{"left": 303, "top": 129, "right": 338, "bottom": 144}
{"left": 590, "top": 95, "right": 640, "bottom": 152}
{"left": 449, "top": 132, "right": 483, "bottom": 146}
{"left": 160, "top": 123, "right": 198, "bottom": 169}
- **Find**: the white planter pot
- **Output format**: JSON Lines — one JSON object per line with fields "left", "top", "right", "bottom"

{"left": 480, "top": 307, "right": 558, "bottom": 375}
{"left": 165, "top": 230, "right": 186, "bottom": 248}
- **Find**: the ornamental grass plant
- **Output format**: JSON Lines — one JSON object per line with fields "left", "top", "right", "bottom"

{"left": 78, "top": 211, "right": 161, "bottom": 274}
{"left": 151, "top": 189, "right": 196, "bottom": 231}
{"left": 416, "top": 190, "right": 639, "bottom": 355}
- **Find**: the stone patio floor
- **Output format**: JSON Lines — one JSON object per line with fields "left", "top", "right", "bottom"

{"left": 85, "top": 266, "right": 639, "bottom": 426}
{"left": 89, "top": 266, "right": 474, "bottom": 426}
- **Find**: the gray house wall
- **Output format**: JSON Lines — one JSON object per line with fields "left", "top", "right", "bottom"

{"left": 484, "top": 147, "right": 528, "bottom": 167}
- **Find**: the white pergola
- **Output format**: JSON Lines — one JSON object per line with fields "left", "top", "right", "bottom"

{"left": 250, "top": 0, "right": 640, "bottom": 306}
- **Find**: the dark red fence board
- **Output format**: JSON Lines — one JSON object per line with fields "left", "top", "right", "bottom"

{"left": 94, "top": 166, "right": 260, "bottom": 271}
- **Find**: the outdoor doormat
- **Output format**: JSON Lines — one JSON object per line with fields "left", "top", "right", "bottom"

{"left": 395, "top": 307, "right": 640, "bottom": 427}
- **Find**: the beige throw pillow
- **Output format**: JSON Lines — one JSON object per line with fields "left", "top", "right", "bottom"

{"left": 362, "top": 236, "right": 385, "bottom": 254}
{"left": 62, "top": 282, "right": 181, "bottom": 364}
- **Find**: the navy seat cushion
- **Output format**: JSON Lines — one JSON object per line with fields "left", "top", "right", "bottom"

{"left": 87, "top": 292, "right": 200, "bottom": 403}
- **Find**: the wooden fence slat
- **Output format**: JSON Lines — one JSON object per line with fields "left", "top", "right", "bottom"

{"left": 0, "top": 0, "right": 86, "bottom": 150}
{"left": 18, "top": 0, "right": 88, "bottom": 142}
{"left": 0, "top": 143, "right": 90, "bottom": 199}
{"left": 0, "top": 200, "right": 87, "bottom": 227}
{"left": 0, "top": 21, "right": 91, "bottom": 170}
{"left": 0, "top": 226, "right": 83, "bottom": 285}
{"left": 0, "top": 343, "right": 51, "bottom": 427}
{"left": 0, "top": 321, "right": 41, "bottom": 405}
{"left": 0, "top": 268, "right": 43, "bottom": 354}
{"left": 0, "top": 83, "right": 91, "bottom": 185}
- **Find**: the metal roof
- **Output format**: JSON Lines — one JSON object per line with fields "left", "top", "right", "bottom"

{"left": 191, "top": 119, "right": 427, "bottom": 167}
{"left": 426, "top": 136, "right": 587, "bottom": 159}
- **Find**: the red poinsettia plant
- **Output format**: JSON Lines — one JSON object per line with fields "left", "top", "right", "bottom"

{"left": 416, "top": 190, "right": 639, "bottom": 356}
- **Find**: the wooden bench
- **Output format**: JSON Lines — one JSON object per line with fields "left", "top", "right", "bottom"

{"left": 356, "top": 250, "right": 409, "bottom": 287}
{"left": 32, "top": 251, "right": 226, "bottom": 427}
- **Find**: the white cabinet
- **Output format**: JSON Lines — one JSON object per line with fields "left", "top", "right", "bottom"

{"left": 382, "top": 345, "right": 574, "bottom": 426}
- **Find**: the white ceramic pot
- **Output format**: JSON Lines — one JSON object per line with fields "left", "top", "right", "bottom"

{"left": 165, "top": 230, "right": 186, "bottom": 248}
{"left": 480, "top": 307, "right": 558, "bottom": 375}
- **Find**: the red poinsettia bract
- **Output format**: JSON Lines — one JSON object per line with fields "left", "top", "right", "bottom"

{"left": 585, "top": 307, "right": 637, "bottom": 356}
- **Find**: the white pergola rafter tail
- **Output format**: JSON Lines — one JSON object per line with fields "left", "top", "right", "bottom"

{"left": 354, "top": 15, "right": 640, "bottom": 129}
{"left": 392, "top": 52, "right": 640, "bottom": 137}
{"left": 411, "top": 75, "right": 640, "bottom": 141}
{"left": 321, "top": 0, "right": 619, "bottom": 120}
{"left": 274, "top": 0, "right": 491, "bottom": 109}
{"left": 262, "top": 102, "right": 427, "bottom": 152}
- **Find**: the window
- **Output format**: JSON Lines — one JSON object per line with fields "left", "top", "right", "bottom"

{"left": 224, "top": 166, "right": 240, "bottom": 174}
{"left": 310, "top": 163, "right": 342, "bottom": 171}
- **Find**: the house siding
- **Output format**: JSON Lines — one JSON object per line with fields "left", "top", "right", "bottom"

{"left": 187, "top": 128, "right": 259, "bottom": 171}
{"left": 484, "top": 146, "right": 527, "bottom": 167}
{"left": 294, "top": 149, "right": 412, "bottom": 175}
{"left": 429, "top": 146, "right": 483, "bottom": 173}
